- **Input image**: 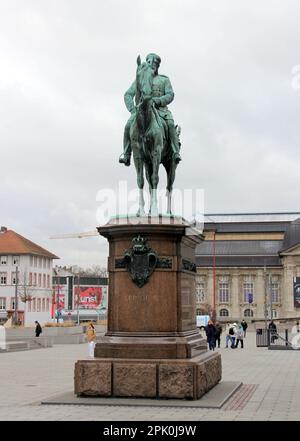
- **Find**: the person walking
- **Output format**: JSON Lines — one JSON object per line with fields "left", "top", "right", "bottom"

{"left": 86, "top": 323, "right": 97, "bottom": 358}
{"left": 205, "top": 320, "right": 217, "bottom": 351}
{"left": 235, "top": 323, "right": 244, "bottom": 348}
{"left": 215, "top": 321, "right": 223, "bottom": 348}
{"left": 225, "top": 323, "right": 233, "bottom": 348}
{"left": 34, "top": 321, "right": 42, "bottom": 337}
{"left": 241, "top": 319, "right": 248, "bottom": 337}
{"left": 268, "top": 320, "right": 277, "bottom": 343}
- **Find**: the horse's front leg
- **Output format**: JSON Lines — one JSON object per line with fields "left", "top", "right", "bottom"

{"left": 150, "top": 146, "right": 161, "bottom": 217}
{"left": 133, "top": 152, "right": 145, "bottom": 217}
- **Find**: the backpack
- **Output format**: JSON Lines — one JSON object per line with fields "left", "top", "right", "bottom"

{"left": 229, "top": 327, "right": 234, "bottom": 335}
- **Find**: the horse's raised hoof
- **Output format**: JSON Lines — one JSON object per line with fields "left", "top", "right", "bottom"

{"left": 136, "top": 209, "right": 145, "bottom": 217}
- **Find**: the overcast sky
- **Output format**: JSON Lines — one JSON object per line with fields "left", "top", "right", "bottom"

{"left": 1, "top": 0, "right": 300, "bottom": 268}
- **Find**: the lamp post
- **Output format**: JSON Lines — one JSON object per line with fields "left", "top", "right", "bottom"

{"left": 212, "top": 229, "right": 216, "bottom": 322}
{"left": 76, "top": 274, "right": 80, "bottom": 326}
{"left": 13, "top": 265, "right": 18, "bottom": 325}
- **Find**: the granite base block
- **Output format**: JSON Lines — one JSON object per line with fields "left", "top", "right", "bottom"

{"left": 74, "top": 352, "right": 221, "bottom": 400}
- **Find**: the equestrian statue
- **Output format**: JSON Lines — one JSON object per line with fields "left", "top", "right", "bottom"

{"left": 119, "top": 53, "right": 182, "bottom": 216}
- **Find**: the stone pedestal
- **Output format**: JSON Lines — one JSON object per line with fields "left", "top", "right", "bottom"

{"left": 74, "top": 216, "right": 222, "bottom": 400}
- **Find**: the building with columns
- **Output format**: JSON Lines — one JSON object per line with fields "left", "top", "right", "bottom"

{"left": 0, "top": 227, "right": 59, "bottom": 325}
{"left": 195, "top": 213, "right": 300, "bottom": 322}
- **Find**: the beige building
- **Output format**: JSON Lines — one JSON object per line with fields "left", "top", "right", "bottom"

{"left": 195, "top": 213, "right": 300, "bottom": 321}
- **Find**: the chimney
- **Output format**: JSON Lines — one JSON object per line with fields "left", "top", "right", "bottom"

{"left": 0, "top": 226, "right": 7, "bottom": 233}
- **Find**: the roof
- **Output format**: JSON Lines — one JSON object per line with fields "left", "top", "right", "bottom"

{"left": 280, "top": 218, "right": 300, "bottom": 252}
{"left": 196, "top": 240, "right": 283, "bottom": 256}
{"left": 196, "top": 240, "right": 283, "bottom": 267}
{"left": 0, "top": 229, "right": 59, "bottom": 259}
{"left": 204, "top": 212, "right": 300, "bottom": 223}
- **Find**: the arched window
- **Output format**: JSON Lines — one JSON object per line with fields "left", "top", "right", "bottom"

{"left": 244, "top": 309, "right": 253, "bottom": 317}
{"left": 219, "top": 308, "right": 229, "bottom": 317}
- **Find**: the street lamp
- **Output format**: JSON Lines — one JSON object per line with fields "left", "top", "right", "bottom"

{"left": 13, "top": 265, "right": 18, "bottom": 325}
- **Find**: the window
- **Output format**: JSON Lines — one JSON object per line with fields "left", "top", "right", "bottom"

{"left": 38, "top": 274, "right": 41, "bottom": 287}
{"left": 219, "top": 308, "right": 229, "bottom": 317}
{"left": 46, "top": 298, "right": 49, "bottom": 311}
{"left": 0, "top": 273, "right": 7, "bottom": 285}
{"left": 219, "top": 276, "right": 230, "bottom": 303}
{"left": 47, "top": 259, "right": 50, "bottom": 269}
{"left": 272, "top": 309, "right": 278, "bottom": 319}
{"left": 11, "top": 299, "right": 15, "bottom": 310}
{"left": 1, "top": 256, "right": 7, "bottom": 265}
{"left": 12, "top": 272, "right": 17, "bottom": 285}
{"left": 30, "top": 256, "right": 33, "bottom": 266}
{"left": 270, "top": 276, "right": 280, "bottom": 303}
{"left": 32, "top": 298, "right": 36, "bottom": 312}
{"left": 37, "top": 298, "right": 41, "bottom": 312}
{"left": 34, "top": 256, "right": 37, "bottom": 267}
{"left": 12, "top": 256, "right": 19, "bottom": 265}
{"left": 244, "top": 308, "right": 254, "bottom": 317}
{"left": 243, "top": 276, "right": 254, "bottom": 303}
{"left": 47, "top": 275, "right": 50, "bottom": 288}
{"left": 33, "top": 273, "right": 37, "bottom": 286}
{"left": 0, "top": 298, "right": 6, "bottom": 310}
{"left": 29, "top": 272, "right": 32, "bottom": 285}
{"left": 42, "top": 298, "right": 45, "bottom": 312}
{"left": 196, "top": 282, "right": 205, "bottom": 303}
{"left": 43, "top": 257, "right": 46, "bottom": 269}
{"left": 43, "top": 274, "right": 46, "bottom": 288}
{"left": 39, "top": 257, "right": 42, "bottom": 268}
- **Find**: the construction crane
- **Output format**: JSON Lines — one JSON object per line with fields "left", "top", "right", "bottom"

{"left": 49, "top": 230, "right": 98, "bottom": 239}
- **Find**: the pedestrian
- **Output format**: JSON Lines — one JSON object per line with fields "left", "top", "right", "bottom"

{"left": 34, "top": 320, "right": 42, "bottom": 337}
{"left": 241, "top": 319, "right": 248, "bottom": 337}
{"left": 205, "top": 320, "right": 217, "bottom": 351}
{"left": 86, "top": 322, "right": 97, "bottom": 358}
{"left": 268, "top": 320, "right": 277, "bottom": 343}
{"left": 225, "top": 323, "right": 233, "bottom": 348}
{"left": 235, "top": 323, "right": 244, "bottom": 348}
{"left": 215, "top": 321, "right": 223, "bottom": 348}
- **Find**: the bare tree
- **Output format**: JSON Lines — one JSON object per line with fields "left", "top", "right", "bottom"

{"left": 18, "top": 271, "right": 34, "bottom": 304}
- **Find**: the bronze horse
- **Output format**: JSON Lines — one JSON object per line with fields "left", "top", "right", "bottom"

{"left": 129, "top": 56, "right": 180, "bottom": 216}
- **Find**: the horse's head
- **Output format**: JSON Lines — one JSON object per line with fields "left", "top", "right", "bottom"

{"left": 136, "top": 55, "right": 154, "bottom": 103}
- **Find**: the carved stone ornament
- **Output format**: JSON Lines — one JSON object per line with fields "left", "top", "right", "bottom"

{"left": 124, "top": 236, "right": 157, "bottom": 288}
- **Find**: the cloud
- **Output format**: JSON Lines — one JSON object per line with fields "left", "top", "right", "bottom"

{"left": 1, "top": 0, "right": 300, "bottom": 266}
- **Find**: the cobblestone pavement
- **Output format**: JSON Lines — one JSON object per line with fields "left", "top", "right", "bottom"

{"left": 0, "top": 331, "right": 300, "bottom": 421}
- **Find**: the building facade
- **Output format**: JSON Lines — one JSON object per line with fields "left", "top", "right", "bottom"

{"left": 0, "top": 227, "right": 59, "bottom": 325}
{"left": 195, "top": 213, "right": 300, "bottom": 322}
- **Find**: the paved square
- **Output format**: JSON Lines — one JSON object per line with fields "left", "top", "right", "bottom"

{"left": 1, "top": 331, "right": 299, "bottom": 421}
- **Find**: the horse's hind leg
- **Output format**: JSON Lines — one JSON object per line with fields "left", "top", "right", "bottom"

{"left": 165, "top": 159, "right": 177, "bottom": 215}
{"left": 133, "top": 155, "right": 145, "bottom": 217}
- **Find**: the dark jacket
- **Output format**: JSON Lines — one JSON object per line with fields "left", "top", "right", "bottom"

{"left": 205, "top": 324, "right": 217, "bottom": 342}
{"left": 268, "top": 322, "right": 277, "bottom": 333}
{"left": 241, "top": 321, "right": 248, "bottom": 331}
{"left": 35, "top": 323, "right": 42, "bottom": 337}
{"left": 215, "top": 324, "right": 222, "bottom": 337}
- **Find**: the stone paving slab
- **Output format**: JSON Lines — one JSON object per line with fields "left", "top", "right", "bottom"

{"left": 41, "top": 381, "right": 242, "bottom": 409}
{"left": 1, "top": 331, "right": 300, "bottom": 420}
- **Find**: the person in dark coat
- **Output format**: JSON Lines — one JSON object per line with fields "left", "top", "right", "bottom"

{"left": 241, "top": 319, "right": 248, "bottom": 337}
{"left": 215, "top": 321, "right": 223, "bottom": 348}
{"left": 268, "top": 320, "right": 277, "bottom": 343}
{"left": 34, "top": 321, "right": 42, "bottom": 337}
{"left": 205, "top": 320, "right": 217, "bottom": 351}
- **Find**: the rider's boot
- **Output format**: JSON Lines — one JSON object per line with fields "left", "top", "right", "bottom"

{"left": 119, "top": 129, "right": 132, "bottom": 166}
{"left": 169, "top": 125, "right": 182, "bottom": 164}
